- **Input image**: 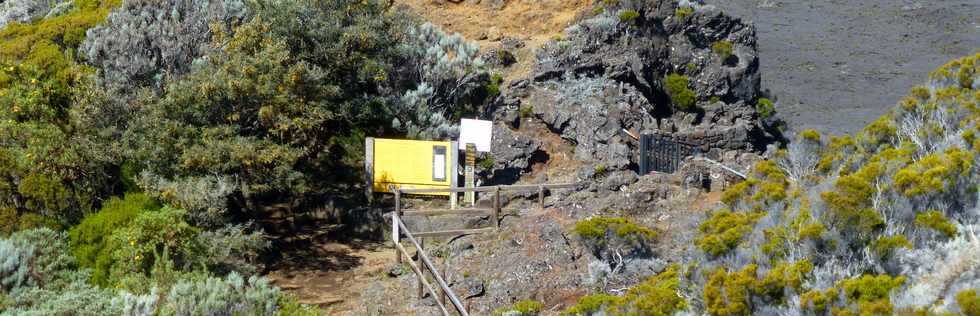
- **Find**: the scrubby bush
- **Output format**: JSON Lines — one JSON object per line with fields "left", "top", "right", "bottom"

{"left": 566, "top": 266, "right": 685, "bottom": 315}
{"left": 839, "top": 274, "right": 905, "bottom": 315}
{"left": 674, "top": 7, "right": 694, "bottom": 19}
{"left": 160, "top": 272, "right": 279, "bottom": 316}
{"left": 69, "top": 193, "right": 160, "bottom": 286}
{"left": 0, "top": 0, "right": 122, "bottom": 228}
{"left": 494, "top": 299, "right": 543, "bottom": 316}
{"left": 913, "top": 210, "right": 957, "bottom": 237}
{"left": 81, "top": 0, "right": 248, "bottom": 88}
{"left": 756, "top": 97, "right": 774, "bottom": 119}
{"left": 574, "top": 217, "right": 657, "bottom": 262}
{"left": 391, "top": 22, "right": 489, "bottom": 139}
{"left": 665, "top": 73, "right": 696, "bottom": 110}
{"left": 712, "top": 40, "right": 733, "bottom": 64}
{"left": 520, "top": 103, "right": 534, "bottom": 118}
{"left": 696, "top": 209, "right": 760, "bottom": 257}
{"left": 958, "top": 289, "right": 980, "bottom": 316}
{"left": 618, "top": 10, "right": 640, "bottom": 22}
{"left": 109, "top": 207, "right": 199, "bottom": 281}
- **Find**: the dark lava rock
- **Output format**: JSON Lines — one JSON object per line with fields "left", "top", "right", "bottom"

{"left": 486, "top": 0, "right": 777, "bottom": 181}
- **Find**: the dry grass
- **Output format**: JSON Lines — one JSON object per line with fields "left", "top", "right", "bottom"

{"left": 396, "top": 0, "right": 593, "bottom": 81}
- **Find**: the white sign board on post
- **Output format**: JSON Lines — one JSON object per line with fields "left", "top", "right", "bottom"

{"left": 458, "top": 119, "right": 493, "bottom": 152}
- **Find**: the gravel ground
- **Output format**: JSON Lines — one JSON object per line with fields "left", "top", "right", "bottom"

{"left": 709, "top": 0, "right": 979, "bottom": 135}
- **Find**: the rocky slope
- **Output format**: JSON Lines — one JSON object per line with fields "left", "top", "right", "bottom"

{"left": 349, "top": 1, "right": 776, "bottom": 314}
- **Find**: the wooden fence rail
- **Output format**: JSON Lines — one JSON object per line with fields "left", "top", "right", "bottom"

{"left": 394, "top": 216, "right": 469, "bottom": 316}
{"left": 389, "top": 182, "right": 581, "bottom": 315}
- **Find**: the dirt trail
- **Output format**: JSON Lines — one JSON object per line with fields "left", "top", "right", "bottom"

{"left": 264, "top": 223, "right": 393, "bottom": 315}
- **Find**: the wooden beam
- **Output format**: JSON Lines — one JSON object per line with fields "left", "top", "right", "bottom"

{"left": 412, "top": 227, "right": 496, "bottom": 238}
{"left": 393, "top": 189, "right": 401, "bottom": 264}
{"left": 398, "top": 219, "right": 470, "bottom": 316}
{"left": 397, "top": 183, "right": 580, "bottom": 194}
{"left": 538, "top": 185, "right": 545, "bottom": 209}
{"left": 393, "top": 242, "right": 452, "bottom": 316}
{"left": 493, "top": 187, "right": 500, "bottom": 230}
{"left": 400, "top": 208, "right": 492, "bottom": 217}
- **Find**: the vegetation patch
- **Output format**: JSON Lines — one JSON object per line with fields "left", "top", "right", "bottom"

{"left": 574, "top": 216, "right": 657, "bottom": 261}
{"left": 566, "top": 265, "right": 686, "bottom": 315}
{"left": 696, "top": 209, "right": 761, "bottom": 257}
{"left": 675, "top": 7, "right": 694, "bottom": 19}
{"left": 619, "top": 10, "right": 640, "bottom": 23}
{"left": 712, "top": 40, "right": 734, "bottom": 64}
{"left": 665, "top": 73, "right": 696, "bottom": 110}
{"left": 756, "top": 98, "right": 775, "bottom": 119}
{"left": 494, "top": 299, "right": 544, "bottom": 316}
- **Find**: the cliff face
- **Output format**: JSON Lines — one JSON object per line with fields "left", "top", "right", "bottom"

{"left": 488, "top": 0, "right": 776, "bottom": 189}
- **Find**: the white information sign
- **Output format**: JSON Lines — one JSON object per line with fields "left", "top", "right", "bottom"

{"left": 458, "top": 119, "right": 493, "bottom": 152}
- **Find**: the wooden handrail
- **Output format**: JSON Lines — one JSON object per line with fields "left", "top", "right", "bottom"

{"left": 397, "top": 182, "right": 580, "bottom": 194}
{"left": 393, "top": 241, "right": 453, "bottom": 316}
{"left": 397, "top": 218, "right": 469, "bottom": 316}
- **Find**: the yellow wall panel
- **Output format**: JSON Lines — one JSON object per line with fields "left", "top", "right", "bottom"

{"left": 372, "top": 138, "right": 453, "bottom": 196}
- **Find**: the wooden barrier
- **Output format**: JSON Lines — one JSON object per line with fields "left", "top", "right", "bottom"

{"left": 389, "top": 182, "right": 581, "bottom": 315}
{"left": 394, "top": 217, "right": 469, "bottom": 316}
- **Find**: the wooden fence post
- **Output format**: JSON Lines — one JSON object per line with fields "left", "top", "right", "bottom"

{"left": 538, "top": 185, "right": 545, "bottom": 209}
{"left": 394, "top": 189, "right": 401, "bottom": 264}
{"left": 493, "top": 186, "right": 500, "bottom": 230}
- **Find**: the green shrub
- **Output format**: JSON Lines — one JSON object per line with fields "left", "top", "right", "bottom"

{"left": 110, "top": 207, "right": 200, "bottom": 283}
{"left": 486, "top": 73, "right": 504, "bottom": 97}
{"left": 697, "top": 210, "right": 761, "bottom": 257}
{"left": 520, "top": 103, "right": 534, "bottom": 118}
{"left": 756, "top": 98, "right": 775, "bottom": 119}
{"left": 69, "top": 193, "right": 160, "bottom": 287}
{"left": 494, "top": 299, "right": 543, "bottom": 316}
{"left": 566, "top": 266, "right": 686, "bottom": 315}
{"left": 839, "top": 274, "right": 905, "bottom": 315}
{"left": 801, "top": 288, "right": 839, "bottom": 314}
{"left": 620, "top": 265, "right": 687, "bottom": 315}
{"left": 712, "top": 40, "right": 733, "bottom": 63}
{"left": 913, "top": 210, "right": 957, "bottom": 237}
{"left": 665, "top": 73, "right": 696, "bottom": 110}
{"left": 592, "top": 6, "right": 605, "bottom": 15}
{"left": 619, "top": 10, "right": 640, "bottom": 22}
{"left": 565, "top": 294, "right": 623, "bottom": 315}
{"left": 704, "top": 264, "right": 756, "bottom": 316}
{"left": 821, "top": 162, "right": 886, "bottom": 236}
{"left": 160, "top": 272, "right": 280, "bottom": 316}
{"left": 757, "top": 260, "right": 813, "bottom": 300}
{"left": 675, "top": 7, "right": 694, "bottom": 19}
{"left": 574, "top": 217, "right": 657, "bottom": 261}
{"left": 594, "top": 164, "right": 607, "bottom": 176}
{"left": 871, "top": 235, "right": 911, "bottom": 258}
{"left": 276, "top": 293, "right": 323, "bottom": 316}
{"left": 893, "top": 148, "right": 973, "bottom": 197}
{"left": 479, "top": 157, "right": 495, "bottom": 170}
{"left": 574, "top": 217, "right": 657, "bottom": 243}
{"left": 957, "top": 289, "right": 980, "bottom": 316}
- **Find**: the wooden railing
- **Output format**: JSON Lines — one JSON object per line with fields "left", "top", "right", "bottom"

{"left": 392, "top": 216, "right": 468, "bottom": 316}
{"left": 389, "top": 183, "right": 580, "bottom": 315}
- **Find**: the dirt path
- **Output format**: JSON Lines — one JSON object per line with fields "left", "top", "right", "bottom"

{"left": 263, "top": 223, "right": 393, "bottom": 315}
